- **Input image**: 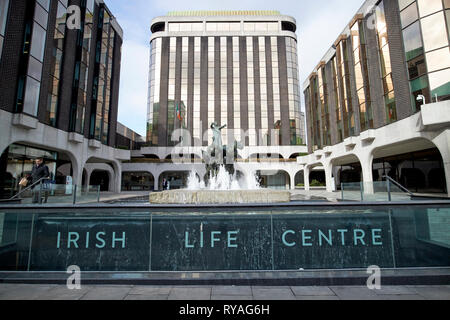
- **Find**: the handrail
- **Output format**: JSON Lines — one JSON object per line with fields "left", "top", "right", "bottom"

{"left": 7, "top": 177, "right": 50, "bottom": 201}
{"left": 382, "top": 176, "right": 414, "bottom": 196}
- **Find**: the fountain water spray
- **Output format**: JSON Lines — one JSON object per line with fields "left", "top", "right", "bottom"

{"left": 187, "top": 166, "right": 260, "bottom": 191}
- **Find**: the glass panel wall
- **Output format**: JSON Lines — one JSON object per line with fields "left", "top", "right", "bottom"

{"left": 286, "top": 37, "right": 302, "bottom": 145}
{"left": 351, "top": 19, "right": 373, "bottom": 131}
{"left": 375, "top": 1, "right": 397, "bottom": 123}
{"left": 399, "top": 0, "right": 450, "bottom": 109}
{"left": 46, "top": 1, "right": 68, "bottom": 126}
{"left": 70, "top": 1, "right": 94, "bottom": 134}
{"left": 16, "top": 1, "right": 49, "bottom": 116}
{"left": 336, "top": 40, "right": 355, "bottom": 137}
{"left": 0, "top": 0, "right": 9, "bottom": 60}
{"left": 318, "top": 66, "right": 330, "bottom": 146}
{"left": 331, "top": 56, "right": 344, "bottom": 143}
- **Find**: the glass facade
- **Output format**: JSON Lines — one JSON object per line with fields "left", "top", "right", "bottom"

{"left": 70, "top": 0, "right": 94, "bottom": 134}
{"left": 336, "top": 39, "right": 355, "bottom": 137}
{"left": 46, "top": 0, "right": 68, "bottom": 126}
{"left": 318, "top": 66, "right": 330, "bottom": 146}
{"left": 0, "top": 0, "right": 9, "bottom": 60}
{"left": 15, "top": 0, "right": 49, "bottom": 116}
{"left": 147, "top": 18, "right": 303, "bottom": 147}
{"left": 376, "top": 1, "right": 397, "bottom": 123}
{"left": 351, "top": 19, "right": 373, "bottom": 131}
{"left": 331, "top": 56, "right": 344, "bottom": 143}
{"left": 309, "top": 75, "right": 321, "bottom": 151}
{"left": 399, "top": 0, "right": 450, "bottom": 110}
{"left": 286, "top": 37, "right": 302, "bottom": 145}
{"left": 88, "top": 6, "right": 116, "bottom": 143}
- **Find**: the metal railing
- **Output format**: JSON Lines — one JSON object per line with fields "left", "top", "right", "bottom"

{"left": 341, "top": 176, "right": 414, "bottom": 202}
{"left": 0, "top": 180, "right": 101, "bottom": 205}
{"left": 7, "top": 177, "right": 50, "bottom": 202}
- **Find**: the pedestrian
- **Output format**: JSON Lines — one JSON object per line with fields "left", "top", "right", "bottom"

{"left": 162, "top": 178, "right": 167, "bottom": 190}
{"left": 26, "top": 157, "right": 50, "bottom": 204}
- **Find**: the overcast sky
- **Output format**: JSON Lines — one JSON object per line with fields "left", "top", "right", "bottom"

{"left": 105, "top": 0, "right": 365, "bottom": 136}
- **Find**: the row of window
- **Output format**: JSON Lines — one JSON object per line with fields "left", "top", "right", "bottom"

{"left": 398, "top": 0, "right": 450, "bottom": 110}
{"left": 167, "top": 22, "right": 281, "bottom": 33}
{"left": 307, "top": 0, "right": 395, "bottom": 151}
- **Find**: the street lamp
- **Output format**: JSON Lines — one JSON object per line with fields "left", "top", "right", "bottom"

{"left": 416, "top": 94, "right": 426, "bottom": 105}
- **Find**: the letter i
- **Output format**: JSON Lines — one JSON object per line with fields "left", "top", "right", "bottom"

{"left": 200, "top": 231, "right": 204, "bottom": 248}
{"left": 57, "top": 232, "right": 61, "bottom": 249}
{"left": 86, "top": 232, "right": 90, "bottom": 248}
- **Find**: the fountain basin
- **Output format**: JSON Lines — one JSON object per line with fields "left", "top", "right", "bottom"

{"left": 149, "top": 189, "right": 291, "bottom": 204}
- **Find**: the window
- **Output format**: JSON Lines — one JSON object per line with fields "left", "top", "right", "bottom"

{"left": 376, "top": 1, "right": 397, "bottom": 123}
{"left": 400, "top": 2, "right": 419, "bottom": 28}
{"left": 417, "top": 0, "right": 442, "bottom": 17}
{"left": 30, "top": 23, "right": 46, "bottom": 61}
{"left": 421, "top": 11, "right": 448, "bottom": 52}
{"left": 399, "top": 0, "right": 450, "bottom": 105}
{"left": 23, "top": 77, "right": 41, "bottom": 115}
{"left": 0, "top": 0, "right": 9, "bottom": 59}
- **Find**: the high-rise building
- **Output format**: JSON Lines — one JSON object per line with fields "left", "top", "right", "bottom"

{"left": 0, "top": 0, "right": 129, "bottom": 198}
{"left": 122, "top": 11, "right": 308, "bottom": 191}
{"left": 300, "top": 0, "right": 450, "bottom": 195}
{"left": 146, "top": 11, "right": 305, "bottom": 148}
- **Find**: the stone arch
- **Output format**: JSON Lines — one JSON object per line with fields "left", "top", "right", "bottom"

{"left": 90, "top": 169, "right": 111, "bottom": 192}
{"left": 330, "top": 154, "right": 364, "bottom": 188}
{"left": 371, "top": 137, "right": 447, "bottom": 193}
{"left": 257, "top": 169, "right": 291, "bottom": 190}
{"left": 158, "top": 170, "right": 192, "bottom": 190}
{"left": 289, "top": 153, "right": 307, "bottom": 160}
{"left": 294, "top": 170, "right": 305, "bottom": 188}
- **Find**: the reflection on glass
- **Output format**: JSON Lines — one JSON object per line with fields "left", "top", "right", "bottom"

{"left": 417, "top": 0, "right": 442, "bottom": 17}
{"left": 376, "top": 1, "right": 397, "bottom": 123}
{"left": 421, "top": 11, "right": 448, "bottom": 52}
{"left": 428, "top": 68, "right": 450, "bottom": 99}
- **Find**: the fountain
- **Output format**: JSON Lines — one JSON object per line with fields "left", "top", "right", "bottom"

{"left": 149, "top": 123, "right": 291, "bottom": 204}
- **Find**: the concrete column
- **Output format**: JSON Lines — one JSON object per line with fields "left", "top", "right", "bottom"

{"left": 289, "top": 172, "right": 295, "bottom": 190}
{"left": 72, "top": 160, "right": 84, "bottom": 189}
{"left": 361, "top": 152, "right": 374, "bottom": 194}
{"left": 154, "top": 173, "right": 161, "bottom": 191}
{"left": 111, "top": 161, "right": 122, "bottom": 193}
{"left": 82, "top": 170, "right": 89, "bottom": 189}
{"left": 432, "top": 130, "right": 450, "bottom": 196}
{"left": 304, "top": 166, "right": 310, "bottom": 191}
{"left": 85, "top": 169, "right": 93, "bottom": 188}
{"left": 324, "top": 162, "right": 334, "bottom": 193}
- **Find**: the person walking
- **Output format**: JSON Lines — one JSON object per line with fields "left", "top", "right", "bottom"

{"left": 27, "top": 157, "right": 50, "bottom": 204}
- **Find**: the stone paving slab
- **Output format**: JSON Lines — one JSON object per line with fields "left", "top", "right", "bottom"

{"left": 211, "top": 295, "right": 253, "bottom": 300}
{"left": 251, "top": 288, "right": 296, "bottom": 300}
{"left": 168, "top": 287, "right": 211, "bottom": 300}
{"left": 372, "top": 286, "right": 417, "bottom": 296}
{"left": 128, "top": 286, "right": 172, "bottom": 295}
{"left": 329, "top": 286, "right": 384, "bottom": 300}
{"left": 125, "top": 294, "right": 169, "bottom": 300}
{"left": 212, "top": 286, "right": 252, "bottom": 296}
{"left": 291, "top": 286, "right": 336, "bottom": 296}
{"left": 80, "top": 285, "right": 133, "bottom": 300}
{"left": 0, "top": 284, "right": 449, "bottom": 300}
{"left": 407, "top": 286, "right": 450, "bottom": 300}
{"left": 295, "top": 295, "right": 340, "bottom": 300}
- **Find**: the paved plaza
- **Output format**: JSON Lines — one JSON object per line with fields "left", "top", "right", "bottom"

{"left": 0, "top": 284, "right": 449, "bottom": 300}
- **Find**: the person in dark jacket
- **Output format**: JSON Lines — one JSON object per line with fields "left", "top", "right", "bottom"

{"left": 27, "top": 157, "right": 50, "bottom": 204}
